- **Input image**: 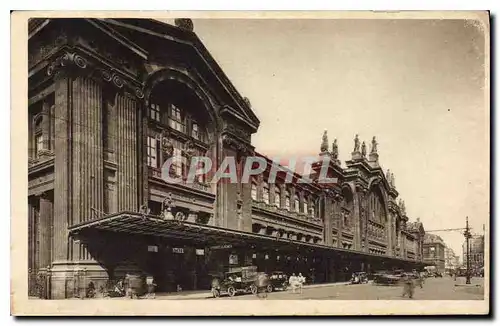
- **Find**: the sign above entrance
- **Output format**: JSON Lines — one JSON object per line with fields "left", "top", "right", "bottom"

{"left": 147, "top": 245, "right": 158, "bottom": 252}
{"left": 172, "top": 247, "right": 184, "bottom": 254}
{"left": 210, "top": 244, "right": 233, "bottom": 250}
{"left": 196, "top": 249, "right": 205, "bottom": 256}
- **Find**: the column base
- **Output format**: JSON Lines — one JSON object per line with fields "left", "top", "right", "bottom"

{"left": 49, "top": 260, "right": 109, "bottom": 299}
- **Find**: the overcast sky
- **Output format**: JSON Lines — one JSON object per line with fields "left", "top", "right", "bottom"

{"left": 183, "top": 18, "right": 488, "bottom": 257}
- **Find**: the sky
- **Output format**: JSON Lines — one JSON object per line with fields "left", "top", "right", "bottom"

{"left": 169, "top": 18, "right": 488, "bottom": 257}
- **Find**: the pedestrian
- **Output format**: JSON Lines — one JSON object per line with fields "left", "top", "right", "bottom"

{"left": 255, "top": 273, "right": 269, "bottom": 299}
{"left": 415, "top": 272, "right": 423, "bottom": 289}
{"left": 401, "top": 273, "right": 415, "bottom": 299}
{"left": 289, "top": 273, "right": 298, "bottom": 294}
{"left": 146, "top": 276, "right": 156, "bottom": 299}
{"left": 298, "top": 273, "right": 306, "bottom": 294}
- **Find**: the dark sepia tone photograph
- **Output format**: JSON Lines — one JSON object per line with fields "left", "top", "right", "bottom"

{"left": 11, "top": 11, "right": 489, "bottom": 316}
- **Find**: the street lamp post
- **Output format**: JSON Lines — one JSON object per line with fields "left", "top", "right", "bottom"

{"left": 464, "top": 216, "right": 471, "bottom": 285}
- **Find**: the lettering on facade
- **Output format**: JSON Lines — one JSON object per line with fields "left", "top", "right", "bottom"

{"left": 210, "top": 244, "right": 233, "bottom": 250}
{"left": 172, "top": 247, "right": 184, "bottom": 254}
{"left": 147, "top": 245, "right": 158, "bottom": 252}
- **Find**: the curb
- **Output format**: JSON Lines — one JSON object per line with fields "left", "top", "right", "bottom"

{"left": 158, "top": 282, "right": 352, "bottom": 300}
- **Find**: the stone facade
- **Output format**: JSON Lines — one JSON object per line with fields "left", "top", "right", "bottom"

{"left": 423, "top": 233, "right": 446, "bottom": 272}
{"left": 28, "top": 18, "right": 426, "bottom": 298}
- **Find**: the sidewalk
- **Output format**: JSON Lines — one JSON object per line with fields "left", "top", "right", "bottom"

{"left": 154, "top": 281, "right": 351, "bottom": 300}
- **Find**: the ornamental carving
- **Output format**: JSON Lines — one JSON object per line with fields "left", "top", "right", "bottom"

{"left": 160, "top": 130, "right": 174, "bottom": 159}
{"left": 96, "top": 69, "right": 145, "bottom": 99}
{"left": 222, "top": 134, "right": 253, "bottom": 156}
{"left": 47, "top": 51, "right": 88, "bottom": 77}
{"left": 46, "top": 50, "right": 145, "bottom": 99}
{"left": 174, "top": 18, "right": 194, "bottom": 32}
{"left": 224, "top": 124, "right": 251, "bottom": 141}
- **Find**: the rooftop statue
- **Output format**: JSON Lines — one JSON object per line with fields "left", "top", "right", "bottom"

{"left": 320, "top": 130, "right": 329, "bottom": 153}
{"left": 354, "top": 134, "right": 360, "bottom": 152}
{"left": 361, "top": 141, "right": 367, "bottom": 157}
{"left": 371, "top": 136, "right": 378, "bottom": 154}
{"left": 331, "top": 138, "right": 339, "bottom": 159}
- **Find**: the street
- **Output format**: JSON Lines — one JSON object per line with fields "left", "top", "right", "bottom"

{"left": 209, "top": 276, "right": 484, "bottom": 300}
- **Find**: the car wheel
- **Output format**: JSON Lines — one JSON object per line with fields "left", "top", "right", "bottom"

{"left": 250, "top": 285, "right": 257, "bottom": 295}
{"left": 282, "top": 283, "right": 288, "bottom": 291}
{"left": 267, "top": 284, "right": 273, "bottom": 293}
{"left": 228, "top": 287, "right": 236, "bottom": 297}
{"left": 212, "top": 289, "right": 220, "bottom": 298}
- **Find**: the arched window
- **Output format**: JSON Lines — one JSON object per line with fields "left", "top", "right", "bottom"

{"left": 263, "top": 182, "right": 270, "bottom": 204}
{"left": 303, "top": 196, "right": 309, "bottom": 215}
{"left": 251, "top": 182, "right": 258, "bottom": 201}
{"left": 294, "top": 193, "right": 300, "bottom": 213}
{"left": 310, "top": 200, "right": 315, "bottom": 218}
{"left": 285, "top": 189, "right": 291, "bottom": 210}
{"left": 274, "top": 185, "right": 281, "bottom": 207}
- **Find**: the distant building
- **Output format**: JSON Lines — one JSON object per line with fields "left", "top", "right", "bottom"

{"left": 462, "top": 235, "right": 484, "bottom": 273}
{"left": 423, "top": 234, "right": 446, "bottom": 272}
{"left": 444, "top": 246, "right": 459, "bottom": 272}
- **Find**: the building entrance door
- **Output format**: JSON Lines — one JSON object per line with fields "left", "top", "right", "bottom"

{"left": 145, "top": 251, "right": 168, "bottom": 292}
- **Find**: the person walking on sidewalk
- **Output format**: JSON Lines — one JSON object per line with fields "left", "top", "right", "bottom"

{"left": 289, "top": 273, "right": 298, "bottom": 294}
{"left": 297, "top": 273, "right": 306, "bottom": 294}
{"left": 401, "top": 273, "right": 415, "bottom": 299}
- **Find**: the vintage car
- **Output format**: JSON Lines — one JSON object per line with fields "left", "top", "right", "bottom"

{"left": 372, "top": 270, "right": 402, "bottom": 285}
{"left": 211, "top": 266, "right": 259, "bottom": 298}
{"left": 350, "top": 272, "right": 369, "bottom": 284}
{"left": 267, "top": 271, "right": 289, "bottom": 292}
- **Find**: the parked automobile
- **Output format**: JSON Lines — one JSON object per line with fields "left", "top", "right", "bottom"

{"left": 267, "top": 271, "right": 289, "bottom": 292}
{"left": 373, "top": 271, "right": 402, "bottom": 285}
{"left": 434, "top": 272, "right": 443, "bottom": 278}
{"left": 350, "top": 272, "right": 369, "bottom": 284}
{"left": 211, "top": 266, "right": 259, "bottom": 298}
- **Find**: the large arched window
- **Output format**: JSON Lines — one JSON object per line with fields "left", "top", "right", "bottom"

{"left": 368, "top": 186, "right": 387, "bottom": 224}
{"left": 341, "top": 187, "right": 354, "bottom": 229}
{"left": 310, "top": 200, "right": 316, "bottom": 218}
{"left": 146, "top": 79, "right": 212, "bottom": 184}
{"left": 263, "top": 182, "right": 270, "bottom": 204}
{"left": 303, "top": 195, "right": 309, "bottom": 215}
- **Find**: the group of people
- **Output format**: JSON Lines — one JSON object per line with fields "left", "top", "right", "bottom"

{"left": 288, "top": 273, "right": 306, "bottom": 294}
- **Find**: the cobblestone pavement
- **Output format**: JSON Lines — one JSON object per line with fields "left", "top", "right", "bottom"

{"left": 210, "top": 276, "right": 485, "bottom": 300}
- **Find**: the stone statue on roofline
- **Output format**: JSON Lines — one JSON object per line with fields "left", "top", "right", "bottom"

{"left": 361, "top": 141, "right": 367, "bottom": 157}
{"left": 320, "top": 130, "right": 329, "bottom": 153}
{"left": 391, "top": 173, "right": 396, "bottom": 188}
{"left": 331, "top": 138, "right": 339, "bottom": 160}
{"left": 371, "top": 136, "right": 378, "bottom": 154}
{"left": 353, "top": 134, "right": 360, "bottom": 152}
{"left": 386, "top": 169, "right": 391, "bottom": 185}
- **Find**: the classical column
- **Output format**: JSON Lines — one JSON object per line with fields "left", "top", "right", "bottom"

{"left": 38, "top": 192, "right": 53, "bottom": 269}
{"left": 322, "top": 194, "right": 333, "bottom": 246}
{"left": 353, "top": 187, "right": 363, "bottom": 251}
{"left": 115, "top": 93, "right": 138, "bottom": 211}
{"left": 71, "top": 76, "right": 104, "bottom": 228}
{"left": 52, "top": 72, "right": 71, "bottom": 262}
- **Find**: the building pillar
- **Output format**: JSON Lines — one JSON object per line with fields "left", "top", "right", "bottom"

{"left": 38, "top": 192, "right": 53, "bottom": 269}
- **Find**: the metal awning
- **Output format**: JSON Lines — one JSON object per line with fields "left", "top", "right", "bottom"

{"left": 68, "top": 211, "right": 421, "bottom": 264}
